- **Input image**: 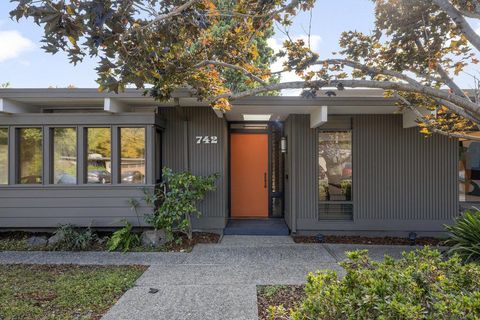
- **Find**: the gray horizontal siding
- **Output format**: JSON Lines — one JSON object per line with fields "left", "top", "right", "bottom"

{"left": 288, "top": 114, "right": 459, "bottom": 234}
{"left": 0, "top": 186, "right": 152, "bottom": 228}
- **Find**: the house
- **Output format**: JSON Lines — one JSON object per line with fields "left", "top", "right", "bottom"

{"left": 0, "top": 88, "right": 472, "bottom": 236}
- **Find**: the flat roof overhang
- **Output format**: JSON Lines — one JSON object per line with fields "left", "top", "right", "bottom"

{"left": 1, "top": 88, "right": 428, "bottom": 127}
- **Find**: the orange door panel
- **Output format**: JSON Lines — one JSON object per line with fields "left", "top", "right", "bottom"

{"left": 230, "top": 133, "right": 269, "bottom": 217}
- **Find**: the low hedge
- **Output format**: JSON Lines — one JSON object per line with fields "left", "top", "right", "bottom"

{"left": 269, "top": 248, "right": 480, "bottom": 319}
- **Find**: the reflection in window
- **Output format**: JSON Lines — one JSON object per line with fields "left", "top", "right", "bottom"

{"left": 18, "top": 128, "right": 43, "bottom": 184}
{"left": 459, "top": 138, "right": 480, "bottom": 201}
{"left": 53, "top": 128, "right": 77, "bottom": 184}
{"left": 0, "top": 128, "right": 7, "bottom": 184}
{"left": 319, "top": 131, "right": 352, "bottom": 219}
{"left": 87, "top": 128, "right": 111, "bottom": 184}
{"left": 120, "top": 128, "right": 145, "bottom": 184}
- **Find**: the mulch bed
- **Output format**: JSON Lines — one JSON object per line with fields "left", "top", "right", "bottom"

{"left": 163, "top": 232, "right": 221, "bottom": 252}
{"left": 293, "top": 235, "right": 447, "bottom": 246}
{"left": 0, "top": 231, "right": 220, "bottom": 252}
{"left": 257, "top": 285, "right": 305, "bottom": 320}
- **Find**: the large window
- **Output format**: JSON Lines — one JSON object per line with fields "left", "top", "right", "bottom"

{"left": 459, "top": 138, "right": 480, "bottom": 202}
{"left": 53, "top": 128, "right": 77, "bottom": 184}
{"left": 87, "top": 128, "right": 111, "bottom": 184}
{"left": 0, "top": 128, "right": 7, "bottom": 184}
{"left": 18, "top": 128, "right": 43, "bottom": 184}
{"left": 318, "top": 131, "right": 352, "bottom": 219}
{"left": 120, "top": 127, "right": 145, "bottom": 184}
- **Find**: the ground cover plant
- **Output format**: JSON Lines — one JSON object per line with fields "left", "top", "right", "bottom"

{"left": 257, "top": 285, "right": 305, "bottom": 320}
{"left": 107, "top": 220, "right": 140, "bottom": 253}
{"left": 445, "top": 209, "right": 480, "bottom": 263}
{"left": 0, "top": 264, "right": 146, "bottom": 320}
{"left": 267, "top": 248, "right": 480, "bottom": 319}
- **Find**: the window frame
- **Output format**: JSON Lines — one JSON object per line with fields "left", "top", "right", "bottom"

{"left": 16, "top": 126, "right": 44, "bottom": 185}
{"left": 0, "top": 123, "right": 154, "bottom": 188}
{"left": 458, "top": 139, "right": 480, "bottom": 203}
{"left": 0, "top": 127, "right": 9, "bottom": 185}
{"left": 317, "top": 129, "right": 354, "bottom": 220}
{"left": 50, "top": 126, "right": 79, "bottom": 185}
{"left": 85, "top": 126, "right": 113, "bottom": 185}
{"left": 118, "top": 126, "right": 147, "bottom": 185}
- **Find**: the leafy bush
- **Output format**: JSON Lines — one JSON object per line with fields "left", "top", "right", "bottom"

{"left": 51, "top": 225, "right": 98, "bottom": 251}
{"left": 269, "top": 248, "right": 480, "bottom": 320}
{"left": 107, "top": 220, "right": 140, "bottom": 252}
{"left": 142, "top": 167, "right": 218, "bottom": 241}
{"left": 445, "top": 209, "right": 480, "bottom": 263}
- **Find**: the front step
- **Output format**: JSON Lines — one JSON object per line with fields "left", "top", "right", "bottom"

{"left": 219, "top": 235, "right": 294, "bottom": 247}
{"left": 223, "top": 219, "right": 290, "bottom": 236}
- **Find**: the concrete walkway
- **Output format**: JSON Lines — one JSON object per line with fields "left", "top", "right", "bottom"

{"left": 0, "top": 236, "right": 434, "bottom": 320}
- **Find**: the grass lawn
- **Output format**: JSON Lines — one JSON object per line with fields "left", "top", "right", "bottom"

{"left": 0, "top": 264, "right": 147, "bottom": 320}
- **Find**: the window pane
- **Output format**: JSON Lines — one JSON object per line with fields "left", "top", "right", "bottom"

{"left": 53, "top": 128, "right": 77, "bottom": 184}
{"left": 120, "top": 128, "right": 145, "bottom": 184}
{"left": 319, "top": 131, "right": 352, "bottom": 202}
{"left": 87, "top": 128, "right": 111, "bottom": 184}
{"left": 0, "top": 128, "right": 7, "bottom": 184}
{"left": 459, "top": 138, "right": 480, "bottom": 202}
{"left": 18, "top": 128, "right": 43, "bottom": 184}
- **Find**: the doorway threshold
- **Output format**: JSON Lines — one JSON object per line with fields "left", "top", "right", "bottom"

{"left": 224, "top": 218, "right": 289, "bottom": 236}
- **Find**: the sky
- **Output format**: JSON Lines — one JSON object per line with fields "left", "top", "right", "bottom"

{"left": 0, "top": 0, "right": 478, "bottom": 92}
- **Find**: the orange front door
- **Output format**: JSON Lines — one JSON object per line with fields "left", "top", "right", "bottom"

{"left": 230, "top": 133, "right": 269, "bottom": 218}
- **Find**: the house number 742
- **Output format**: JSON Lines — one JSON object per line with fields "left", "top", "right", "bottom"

{"left": 196, "top": 136, "right": 218, "bottom": 144}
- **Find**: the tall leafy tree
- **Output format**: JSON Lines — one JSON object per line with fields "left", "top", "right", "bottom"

{"left": 212, "top": 0, "right": 278, "bottom": 94}
{"left": 9, "top": 0, "right": 480, "bottom": 139}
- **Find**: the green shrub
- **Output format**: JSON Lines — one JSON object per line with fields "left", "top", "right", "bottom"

{"left": 445, "top": 209, "right": 480, "bottom": 263}
{"left": 51, "top": 225, "right": 98, "bottom": 251}
{"left": 269, "top": 248, "right": 480, "bottom": 320}
{"left": 107, "top": 221, "right": 140, "bottom": 252}
{"left": 142, "top": 167, "right": 218, "bottom": 241}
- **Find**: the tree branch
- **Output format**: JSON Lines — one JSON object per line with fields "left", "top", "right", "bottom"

{"left": 151, "top": 0, "right": 198, "bottom": 23}
{"left": 318, "top": 59, "right": 421, "bottom": 85}
{"left": 433, "top": 0, "right": 480, "bottom": 52}
{"left": 413, "top": 38, "right": 471, "bottom": 101}
{"left": 216, "top": 79, "right": 480, "bottom": 116}
{"left": 395, "top": 93, "right": 480, "bottom": 141}
{"left": 194, "top": 60, "right": 268, "bottom": 86}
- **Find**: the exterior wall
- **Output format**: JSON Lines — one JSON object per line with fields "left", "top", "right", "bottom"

{"left": 286, "top": 114, "right": 459, "bottom": 236}
{"left": 158, "top": 107, "right": 228, "bottom": 231}
{"left": 0, "top": 112, "right": 160, "bottom": 229}
{"left": 0, "top": 186, "right": 151, "bottom": 228}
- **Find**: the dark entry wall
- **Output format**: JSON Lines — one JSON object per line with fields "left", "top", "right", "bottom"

{"left": 158, "top": 107, "right": 228, "bottom": 231}
{"left": 285, "top": 114, "right": 459, "bottom": 236}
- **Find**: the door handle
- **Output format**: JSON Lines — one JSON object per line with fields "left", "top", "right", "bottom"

{"left": 264, "top": 172, "right": 267, "bottom": 188}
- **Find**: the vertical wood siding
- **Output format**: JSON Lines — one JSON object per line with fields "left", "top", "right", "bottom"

{"left": 289, "top": 114, "right": 459, "bottom": 234}
{"left": 158, "top": 107, "right": 228, "bottom": 227}
{"left": 354, "top": 115, "right": 458, "bottom": 221}
{"left": 292, "top": 115, "right": 319, "bottom": 220}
